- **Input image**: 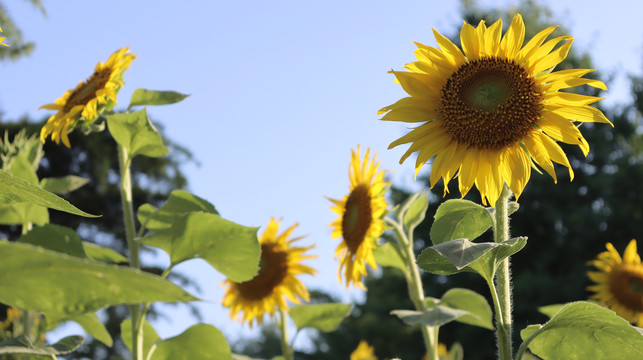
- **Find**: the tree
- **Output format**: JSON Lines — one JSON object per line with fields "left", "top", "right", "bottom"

{"left": 0, "top": 0, "right": 46, "bottom": 61}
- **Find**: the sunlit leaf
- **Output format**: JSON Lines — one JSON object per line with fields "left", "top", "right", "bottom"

{"left": 150, "top": 324, "right": 231, "bottom": 360}
{"left": 391, "top": 306, "right": 469, "bottom": 327}
{"left": 289, "top": 303, "right": 352, "bottom": 332}
{"left": 47, "top": 312, "right": 112, "bottom": 347}
{"left": 19, "top": 224, "right": 86, "bottom": 258}
{"left": 107, "top": 109, "right": 169, "bottom": 158}
{"left": 0, "top": 335, "right": 83, "bottom": 356}
{"left": 138, "top": 190, "right": 218, "bottom": 231}
{"left": 373, "top": 242, "right": 406, "bottom": 272}
{"left": 82, "top": 242, "right": 128, "bottom": 264}
{"left": 430, "top": 199, "right": 492, "bottom": 245}
{"left": 440, "top": 288, "right": 494, "bottom": 330}
{"left": 40, "top": 175, "right": 90, "bottom": 194}
{"left": 129, "top": 89, "right": 189, "bottom": 108}
{"left": 398, "top": 190, "right": 428, "bottom": 233}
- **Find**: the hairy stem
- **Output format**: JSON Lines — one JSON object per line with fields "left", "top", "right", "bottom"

{"left": 494, "top": 184, "right": 513, "bottom": 360}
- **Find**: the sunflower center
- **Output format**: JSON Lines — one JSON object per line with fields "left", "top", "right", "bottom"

{"left": 439, "top": 57, "right": 544, "bottom": 150}
{"left": 236, "top": 243, "right": 289, "bottom": 301}
{"left": 62, "top": 68, "right": 112, "bottom": 113}
{"left": 342, "top": 184, "right": 373, "bottom": 255}
{"left": 609, "top": 265, "right": 643, "bottom": 312}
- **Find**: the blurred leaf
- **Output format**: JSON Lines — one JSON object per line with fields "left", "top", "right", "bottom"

{"left": 129, "top": 89, "right": 189, "bottom": 108}
{"left": 520, "top": 302, "right": 643, "bottom": 360}
{"left": 289, "top": 303, "right": 352, "bottom": 332}
{"left": 138, "top": 189, "right": 218, "bottom": 231}
{"left": 440, "top": 288, "right": 494, "bottom": 330}
{"left": 0, "top": 169, "right": 97, "bottom": 217}
{"left": 0, "top": 154, "right": 48, "bottom": 225}
{"left": 391, "top": 306, "right": 469, "bottom": 327}
{"left": 82, "top": 241, "right": 128, "bottom": 263}
{"left": 47, "top": 312, "right": 112, "bottom": 347}
{"left": 150, "top": 324, "right": 231, "bottom": 360}
{"left": 40, "top": 175, "right": 90, "bottom": 194}
{"left": 121, "top": 318, "right": 160, "bottom": 359}
{"left": 107, "top": 109, "right": 169, "bottom": 158}
{"left": 19, "top": 224, "right": 86, "bottom": 258}
{"left": 140, "top": 212, "right": 260, "bottom": 282}
{"left": 0, "top": 241, "right": 197, "bottom": 315}
{"left": 373, "top": 242, "right": 406, "bottom": 272}
{"left": 400, "top": 190, "right": 429, "bottom": 233}
{"left": 0, "top": 335, "right": 83, "bottom": 356}
{"left": 430, "top": 199, "right": 492, "bottom": 245}
{"left": 538, "top": 303, "right": 567, "bottom": 319}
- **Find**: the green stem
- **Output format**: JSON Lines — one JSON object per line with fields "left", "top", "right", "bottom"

{"left": 385, "top": 217, "right": 438, "bottom": 360}
{"left": 493, "top": 185, "right": 513, "bottom": 360}
{"left": 117, "top": 144, "right": 143, "bottom": 360}
{"left": 279, "top": 307, "right": 292, "bottom": 360}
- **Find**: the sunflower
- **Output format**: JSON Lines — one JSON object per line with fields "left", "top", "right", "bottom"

{"left": 221, "top": 217, "right": 316, "bottom": 327}
{"left": 379, "top": 14, "right": 611, "bottom": 205}
{"left": 328, "top": 146, "right": 389, "bottom": 289}
{"left": 0, "top": 26, "right": 8, "bottom": 47}
{"left": 351, "top": 341, "right": 378, "bottom": 360}
{"left": 587, "top": 240, "right": 643, "bottom": 326}
{"left": 39, "top": 47, "right": 136, "bottom": 147}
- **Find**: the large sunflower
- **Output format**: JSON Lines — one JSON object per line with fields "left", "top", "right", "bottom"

{"left": 39, "top": 47, "right": 136, "bottom": 147}
{"left": 221, "top": 218, "right": 316, "bottom": 327}
{"left": 328, "top": 146, "right": 389, "bottom": 289}
{"left": 587, "top": 240, "right": 643, "bottom": 326}
{"left": 379, "top": 14, "right": 611, "bottom": 205}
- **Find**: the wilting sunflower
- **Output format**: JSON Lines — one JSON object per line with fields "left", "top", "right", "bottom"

{"left": 39, "top": 47, "right": 136, "bottom": 147}
{"left": 588, "top": 240, "right": 643, "bottom": 326}
{"left": 351, "top": 340, "right": 378, "bottom": 360}
{"left": 379, "top": 14, "right": 611, "bottom": 205}
{"left": 328, "top": 146, "right": 389, "bottom": 289}
{"left": 221, "top": 218, "right": 316, "bottom": 327}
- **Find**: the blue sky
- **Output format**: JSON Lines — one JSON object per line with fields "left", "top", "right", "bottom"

{"left": 2, "top": 0, "right": 642, "bottom": 352}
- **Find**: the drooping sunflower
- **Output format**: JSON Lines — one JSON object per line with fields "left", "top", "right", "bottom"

{"left": 587, "top": 240, "right": 643, "bottom": 326}
{"left": 379, "top": 14, "right": 611, "bottom": 206}
{"left": 39, "top": 47, "right": 136, "bottom": 147}
{"left": 221, "top": 218, "right": 316, "bottom": 327}
{"left": 328, "top": 146, "right": 389, "bottom": 289}
{"left": 351, "top": 340, "right": 378, "bottom": 360}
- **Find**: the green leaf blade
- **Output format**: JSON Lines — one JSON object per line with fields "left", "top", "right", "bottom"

{"left": 391, "top": 306, "right": 470, "bottom": 327}
{"left": 430, "top": 199, "right": 492, "bottom": 245}
{"left": 121, "top": 318, "right": 161, "bottom": 358}
{"left": 289, "top": 303, "right": 352, "bottom": 332}
{"left": 129, "top": 89, "right": 189, "bottom": 108}
{"left": 0, "top": 335, "right": 84, "bottom": 356}
{"left": 107, "top": 109, "right": 169, "bottom": 158}
{"left": 150, "top": 324, "right": 231, "bottom": 360}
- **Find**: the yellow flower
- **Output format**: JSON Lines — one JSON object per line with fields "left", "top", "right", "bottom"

{"left": 588, "top": 239, "right": 643, "bottom": 326}
{"left": 0, "top": 26, "right": 9, "bottom": 47}
{"left": 39, "top": 47, "right": 136, "bottom": 147}
{"left": 379, "top": 14, "right": 611, "bottom": 205}
{"left": 328, "top": 146, "right": 389, "bottom": 289}
{"left": 351, "top": 340, "right": 378, "bottom": 360}
{"left": 1, "top": 307, "right": 21, "bottom": 330}
{"left": 221, "top": 218, "right": 316, "bottom": 327}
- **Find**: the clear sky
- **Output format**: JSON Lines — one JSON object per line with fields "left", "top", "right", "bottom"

{"left": 2, "top": 0, "right": 642, "bottom": 352}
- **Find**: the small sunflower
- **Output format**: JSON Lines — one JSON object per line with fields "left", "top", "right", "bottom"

{"left": 379, "top": 14, "right": 611, "bottom": 205}
{"left": 221, "top": 218, "right": 316, "bottom": 327}
{"left": 0, "top": 26, "right": 9, "bottom": 47}
{"left": 39, "top": 47, "right": 136, "bottom": 147}
{"left": 328, "top": 146, "right": 389, "bottom": 289}
{"left": 588, "top": 240, "right": 643, "bottom": 326}
{"left": 351, "top": 340, "right": 378, "bottom": 360}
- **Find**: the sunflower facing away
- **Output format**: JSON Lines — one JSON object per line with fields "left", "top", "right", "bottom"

{"left": 328, "top": 146, "right": 389, "bottom": 289}
{"left": 351, "top": 340, "right": 378, "bottom": 360}
{"left": 221, "top": 218, "right": 316, "bottom": 327}
{"left": 587, "top": 240, "right": 643, "bottom": 326}
{"left": 379, "top": 14, "right": 611, "bottom": 205}
{"left": 39, "top": 47, "right": 136, "bottom": 147}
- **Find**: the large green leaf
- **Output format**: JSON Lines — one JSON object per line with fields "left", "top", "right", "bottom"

{"left": 373, "top": 242, "right": 406, "bottom": 272}
{"left": 0, "top": 241, "right": 197, "bottom": 315}
{"left": 416, "top": 247, "right": 462, "bottom": 275}
{"left": 82, "top": 241, "right": 128, "bottom": 264}
{"left": 129, "top": 89, "right": 189, "bottom": 109}
{"left": 0, "top": 335, "right": 83, "bottom": 356}
{"left": 121, "top": 318, "right": 160, "bottom": 359}
{"left": 391, "top": 306, "right": 470, "bottom": 327}
{"left": 520, "top": 302, "right": 643, "bottom": 360}
{"left": 47, "top": 312, "right": 113, "bottom": 347}
{"left": 430, "top": 239, "right": 496, "bottom": 270}
{"left": 137, "top": 190, "right": 218, "bottom": 231}
{"left": 140, "top": 212, "right": 260, "bottom": 282}
{"left": 107, "top": 109, "right": 169, "bottom": 158}
{"left": 0, "top": 169, "right": 97, "bottom": 218}
{"left": 439, "top": 288, "right": 494, "bottom": 330}
{"left": 538, "top": 303, "right": 567, "bottom": 319}
{"left": 0, "top": 154, "right": 48, "bottom": 225}
{"left": 40, "top": 175, "right": 90, "bottom": 194}
{"left": 430, "top": 199, "right": 492, "bottom": 245}
{"left": 19, "top": 224, "right": 87, "bottom": 258}
{"left": 289, "top": 303, "right": 352, "bottom": 332}
{"left": 150, "top": 324, "right": 231, "bottom": 360}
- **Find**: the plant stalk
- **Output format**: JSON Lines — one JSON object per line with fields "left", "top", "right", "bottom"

{"left": 279, "top": 307, "right": 292, "bottom": 360}
{"left": 493, "top": 184, "right": 513, "bottom": 360}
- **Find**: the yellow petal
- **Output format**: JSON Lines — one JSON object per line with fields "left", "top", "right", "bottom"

{"left": 500, "top": 14, "right": 525, "bottom": 59}
{"left": 548, "top": 106, "right": 613, "bottom": 126}
{"left": 460, "top": 22, "right": 480, "bottom": 59}
{"left": 432, "top": 28, "right": 466, "bottom": 67}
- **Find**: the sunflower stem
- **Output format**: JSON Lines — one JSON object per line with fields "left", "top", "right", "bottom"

{"left": 493, "top": 184, "right": 513, "bottom": 360}
{"left": 117, "top": 144, "right": 143, "bottom": 360}
{"left": 279, "top": 307, "right": 292, "bottom": 360}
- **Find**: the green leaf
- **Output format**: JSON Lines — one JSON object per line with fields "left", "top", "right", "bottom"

{"left": 373, "top": 242, "right": 406, "bottom": 272}
{"left": 47, "top": 312, "right": 113, "bottom": 347}
{"left": 138, "top": 190, "right": 218, "bottom": 231}
{"left": 0, "top": 335, "right": 83, "bottom": 356}
{"left": 19, "top": 224, "right": 87, "bottom": 258}
{"left": 150, "top": 324, "right": 231, "bottom": 360}
{"left": 129, "top": 89, "right": 189, "bottom": 108}
{"left": 430, "top": 239, "right": 496, "bottom": 270}
{"left": 140, "top": 212, "right": 260, "bottom": 282}
{"left": 520, "top": 301, "right": 643, "bottom": 360}
{"left": 430, "top": 199, "right": 492, "bottom": 245}
{"left": 399, "top": 190, "right": 428, "bottom": 233}
{"left": 107, "top": 109, "right": 169, "bottom": 158}
{"left": 0, "top": 169, "right": 98, "bottom": 218}
{"left": 538, "top": 304, "right": 567, "bottom": 319}
{"left": 82, "top": 241, "right": 128, "bottom": 263}
{"left": 391, "top": 306, "right": 470, "bottom": 327}
{"left": 40, "top": 175, "right": 90, "bottom": 194}
{"left": 416, "top": 247, "right": 462, "bottom": 275}
{"left": 440, "top": 288, "right": 494, "bottom": 330}
{"left": 0, "top": 154, "right": 49, "bottom": 225}
{"left": 0, "top": 241, "right": 198, "bottom": 315}
{"left": 121, "top": 318, "right": 160, "bottom": 359}
{"left": 289, "top": 303, "right": 352, "bottom": 332}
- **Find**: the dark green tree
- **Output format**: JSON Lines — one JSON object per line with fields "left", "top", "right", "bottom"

{"left": 0, "top": 0, "right": 46, "bottom": 60}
